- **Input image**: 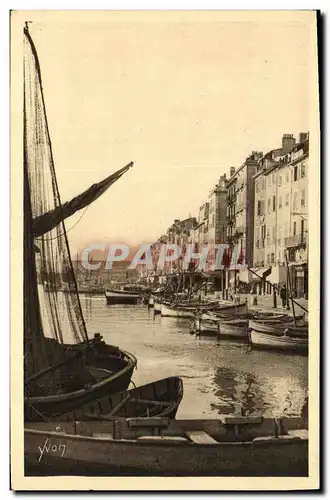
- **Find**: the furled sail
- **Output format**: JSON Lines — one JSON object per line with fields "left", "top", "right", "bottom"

{"left": 32, "top": 162, "right": 133, "bottom": 237}
{"left": 23, "top": 23, "right": 133, "bottom": 387}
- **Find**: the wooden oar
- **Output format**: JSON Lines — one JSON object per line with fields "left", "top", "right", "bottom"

{"left": 107, "top": 393, "right": 132, "bottom": 416}
{"left": 130, "top": 398, "right": 173, "bottom": 407}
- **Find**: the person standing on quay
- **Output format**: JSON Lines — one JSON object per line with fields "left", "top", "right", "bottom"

{"left": 280, "top": 285, "right": 287, "bottom": 308}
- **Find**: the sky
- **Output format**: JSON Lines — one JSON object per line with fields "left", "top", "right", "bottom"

{"left": 24, "top": 11, "right": 315, "bottom": 254}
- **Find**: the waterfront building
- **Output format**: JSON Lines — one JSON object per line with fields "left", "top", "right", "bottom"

{"left": 253, "top": 133, "right": 308, "bottom": 297}
{"left": 225, "top": 152, "right": 262, "bottom": 292}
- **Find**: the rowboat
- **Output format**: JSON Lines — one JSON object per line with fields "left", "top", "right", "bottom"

{"left": 206, "top": 302, "right": 248, "bottom": 316}
{"left": 161, "top": 303, "right": 197, "bottom": 318}
{"left": 25, "top": 335, "right": 137, "bottom": 421}
{"left": 105, "top": 289, "right": 143, "bottom": 305}
{"left": 192, "top": 308, "right": 298, "bottom": 338}
{"left": 51, "top": 376, "right": 183, "bottom": 422}
{"left": 219, "top": 319, "right": 248, "bottom": 339}
{"left": 248, "top": 328, "right": 308, "bottom": 354}
{"left": 248, "top": 320, "right": 308, "bottom": 338}
{"left": 25, "top": 415, "right": 308, "bottom": 476}
{"left": 162, "top": 301, "right": 247, "bottom": 319}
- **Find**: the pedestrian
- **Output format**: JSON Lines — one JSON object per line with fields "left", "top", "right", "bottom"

{"left": 280, "top": 285, "right": 287, "bottom": 308}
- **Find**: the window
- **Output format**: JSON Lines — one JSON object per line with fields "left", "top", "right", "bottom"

{"left": 301, "top": 162, "right": 306, "bottom": 178}
{"left": 285, "top": 193, "right": 289, "bottom": 206}
{"left": 279, "top": 196, "right": 282, "bottom": 209}
{"left": 293, "top": 192, "right": 298, "bottom": 210}
{"left": 257, "top": 200, "right": 262, "bottom": 216}
{"left": 301, "top": 219, "right": 305, "bottom": 237}
{"left": 294, "top": 165, "right": 300, "bottom": 181}
{"left": 279, "top": 176, "right": 282, "bottom": 186}
{"left": 268, "top": 198, "right": 271, "bottom": 214}
{"left": 301, "top": 188, "right": 305, "bottom": 207}
{"left": 261, "top": 225, "right": 266, "bottom": 241}
{"left": 267, "top": 254, "right": 270, "bottom": 264}
{"left": 293, "top": 221, "right": 297, "bottom": 235}
{"left": 272, "top": 173, "right": 276, "bottom": 184}
{"left": 273, "top": 196, "right": 276, "bottom": 211}
{"left": 271, "top": 253, "right": 275, "bottom": 263}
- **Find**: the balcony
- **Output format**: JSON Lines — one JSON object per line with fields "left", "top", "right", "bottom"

{"left": 226, "top": 214, "right": 236, "bottom": 226}
{"left": 285, "top": 232, "right": 307, "bottom": 249}
{"left": 226, "top": 195, "right": 236, "bottom": 205}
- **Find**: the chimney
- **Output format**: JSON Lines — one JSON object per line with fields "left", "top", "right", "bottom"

{"left": 282, "top": 134, "right": 296, "bottom": 154}
{"left": 230, "top": 167, "right": 236, "bottom": 177}
{"left": 299, "top": 132, "right": 308, "bottom": 143}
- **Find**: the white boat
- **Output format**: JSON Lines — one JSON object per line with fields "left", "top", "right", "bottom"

{"left": 194, "top": 305, "right": 296, "bottom": 337}
{"left": 161, "top": 303, "right": 196, "bottom": 318}
{"left": 249, "top": 328, "right": 308, "bottom": 354}
{"left": 25, "top": 415, "right": 308, "bottom": 476}
{"left": 248, "top": 319, "right": 308, "bottom": 338}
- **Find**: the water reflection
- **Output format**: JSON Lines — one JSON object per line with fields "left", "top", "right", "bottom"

{"left": 80, "top": 296, "right": 308, "bottom": 419}
{"left": 211, "top": 363, "right": 307, "bottom": 418}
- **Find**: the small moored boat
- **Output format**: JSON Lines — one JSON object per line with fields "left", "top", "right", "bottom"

{"left": 25, "top": 335, "right": 137, "bottom": 421}
{"left": 25, "top": 414, "right": 308, "bottom": 476}
{"left": 249, "top": 328, "right": 308, "bottom": 354}
{"left": 57, "top": 376, "right": 183, "bottom": 422}
{"left": 105, "top": 288, "right": 143, "bottom": 305}
{"left": 248, "top": 319, "right": 308, "bottom": 338}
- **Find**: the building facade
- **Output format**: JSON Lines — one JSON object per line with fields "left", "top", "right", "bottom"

{"left": 225, "top": 152, "right": 262, "bottom": 291}
{"left": 253, "top": 133, "right": 308, "bottom": 297}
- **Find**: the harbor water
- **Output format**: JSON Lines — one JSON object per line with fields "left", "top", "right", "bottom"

{"left": 81, "top": 295, "right": 308, "bottom": 420}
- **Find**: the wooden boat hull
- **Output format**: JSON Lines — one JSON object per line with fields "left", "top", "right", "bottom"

{"left": 161, "top": 304, "right": 196, "bottom": 318}
{"left": 105, "top": 290, "right": 142, "bottom": 305}
{"left": 193, "top": 317, "right": 219, "bottom": 336}
{"left": 207, "top": 302, "right": 248, "bottom": 317}
{"left": 193, "top": 319, "right": 248, "bottom": 339}
{"left": 249, "top": 329, "right": 308, "bottom": 354}
{"left": 24, "top": 416, "right": 308, "bottom": 476}
{"left": 249, "top": 320, "right": 308, "bottom": 338}
{"left": 56, "top": 376, "right": 183, "bottom": 422}
{"left": 219, "top": 320, "right": 248, "bottom": 339}
{"left": 25, "top": 339, "right": 137, "bottom": 421}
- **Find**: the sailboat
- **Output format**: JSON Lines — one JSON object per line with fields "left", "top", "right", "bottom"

{"left": 23, "top": 24, "right": 137, "bottom": 421}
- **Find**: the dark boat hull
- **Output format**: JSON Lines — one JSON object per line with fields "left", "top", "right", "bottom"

{"left": 105, "top": 290, "right": 142, "bottom": 305}
{"left": 24, "top": 338, "right": 137, "bottom": 421}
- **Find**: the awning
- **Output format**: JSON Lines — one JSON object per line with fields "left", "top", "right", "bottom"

{"left": 268, "top": 265, "right": 287, "bottom": 284}
{"left": 249, "top": 267, "right": 271, "bottom": 281}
